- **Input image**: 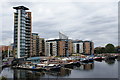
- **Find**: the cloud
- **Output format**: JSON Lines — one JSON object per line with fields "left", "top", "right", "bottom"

{"left": 1, "top": 1, "right": 118, "bottom": 47}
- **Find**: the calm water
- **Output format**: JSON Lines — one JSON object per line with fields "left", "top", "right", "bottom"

{"left": 0, "top": 60, "right": 118, "bottom": 79}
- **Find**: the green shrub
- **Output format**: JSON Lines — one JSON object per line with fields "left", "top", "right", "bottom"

{"left": 0, "top": 76, "right": 7, "bottom": 80}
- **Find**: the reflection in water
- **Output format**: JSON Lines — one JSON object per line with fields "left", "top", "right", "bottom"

{"left": 46, "top": 67, "right": 71, "bottom": 77}
{"left": 81, "top": 63, "right": 94, "bottom": 70}
{"left": 13, "top": 63, "right": 94, "bottom": 79}
{"left": 13, "top": 67, "right": 71, "bottom": 79}
{"left": 117, "top": 56, "right": 120, "bottom": 61}
{"left": 64, "top": 62, "right": 81, "bottom": 69}
{"left": 1, "top": 61, "right": 118, "bottom": 79}
{"left": 105, "top": 59, "right": 115, "bottom": 65}
{"left": 95, "top": 60, "right": 103, "bottom": 62}
{"left": 74, "top": 62, "right": 94, "bottom": 70}
{"left": 13, "top": 69, "right": 45, "bottom": 80}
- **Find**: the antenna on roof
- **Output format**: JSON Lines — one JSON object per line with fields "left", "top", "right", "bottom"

{"left": 59, "top": 32, "right": 68, "bottom": 39}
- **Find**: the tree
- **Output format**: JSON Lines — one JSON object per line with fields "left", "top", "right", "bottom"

{"left": 105, "top": 44, "right": 115, "bottom": 53}
{"left": 94, "top": 47, "right": 106, "bottom": 54}
{"left": 100, "top": 47, "right": 106, "bottom": 53}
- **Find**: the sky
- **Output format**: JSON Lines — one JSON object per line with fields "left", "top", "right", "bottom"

{"left": 0, "top": 0, "right": 119, "bottom": 47}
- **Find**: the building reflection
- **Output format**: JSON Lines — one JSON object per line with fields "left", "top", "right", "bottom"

{"left": 46, "top": 67, "right": 71, "bottom": 77}
{"left": 13, "top": 62, "right": 95, "bottom": 79}
{"left": 13, "top": 69, "right": 45, "bottom": 80}
{"left": 13, "top": 67, "right": 71, "bottom": 79}
{"left": 80, "top": 62, "right": 94, "bottom": 70}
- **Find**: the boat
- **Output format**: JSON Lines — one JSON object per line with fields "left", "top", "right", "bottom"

{"left": 71, "top": 61, "right": 81, "bottom": 67}
{"left": 81, "top": 59, "right": 89, "bottom": 63}
{"left": 44, "top": 64, "right": 61, "bottom": 71}
{"left": 80, "top": 58, "right": 94, "bottom": 63}
{"left": 11, "top": 65, "right": 46, "bottom": 71}
{"left": 88, "top": 58, "right": 94, "bottom": 62}
{"left": 64, "top": 63, "right": 74, "bottom": 69}
{"left": 49, "top": 66, "right": 61, "bottom": 71}
{"left": 93, "top": 56, "right": 104, "bottom": 61}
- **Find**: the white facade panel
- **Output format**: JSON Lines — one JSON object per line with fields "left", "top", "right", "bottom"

{"left": 17, "top": 10, "right": 21, "bottom": 58}
{"left": 46, "top": 41, "right": 57, "bottom": 56}
{"left": 73, "top": 42, "right": 83, "bottom": 54}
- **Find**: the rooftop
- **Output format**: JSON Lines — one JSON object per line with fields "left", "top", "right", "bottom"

{"left": 13, "top": 6, "right": 29, "bottom": 10}
{"left": 46, "top": 39, "right": 72, "bottom": 42}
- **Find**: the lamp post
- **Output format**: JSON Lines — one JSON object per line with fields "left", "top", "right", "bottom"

{"left": 8, "top": 46, "right": 9, "bottom": 58}
{"left": 8, "top": 42, "right": 11, "bottom": 58}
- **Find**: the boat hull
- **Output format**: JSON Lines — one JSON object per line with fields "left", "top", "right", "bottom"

{"left": 11, "top": 66, "right": 46, "bottom": 71}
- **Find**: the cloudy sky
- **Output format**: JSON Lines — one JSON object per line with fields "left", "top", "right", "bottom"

{"left": 0, "top": 0, "right": 119, "bottom": 47}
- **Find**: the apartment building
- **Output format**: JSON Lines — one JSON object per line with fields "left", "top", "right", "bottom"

{"left": 30, "top": 33, "right": 39, "bottom": 56}
{"left": 83, "top": 41, "right": 94, "bottom": 55}
{"left": 39, "top": 38, "right": 45, "bottom": 56}
{"left": 13, "top": 6, "right": 32, "bottom": 58}
{"left": 73, "top": 40, "right": 83, "bottom": 54}
{"left": 46, "top": 39, "right": 73, "bottom": 57}
{"left": 46, "top": 40, "right": 57, "bottom": 56}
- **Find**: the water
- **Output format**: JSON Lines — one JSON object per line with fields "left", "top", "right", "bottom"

{"left": 0, "top": 60, "right": 118, "bottom": 79}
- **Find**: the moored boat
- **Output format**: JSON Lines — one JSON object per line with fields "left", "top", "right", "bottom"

{"left": 44, "top": 64, "right": 61, "bottom": 71}
{"left": 11, "top": 65, "right": 46, "bottom": 71}
{"left": 49, "top": 66, "right": 61, "bottom": 71}
{"left": 93, "top": 56, "right": 104, "bottom": 61}
{"left": 80, "top": 58, "right": 94, "bottom": 63}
